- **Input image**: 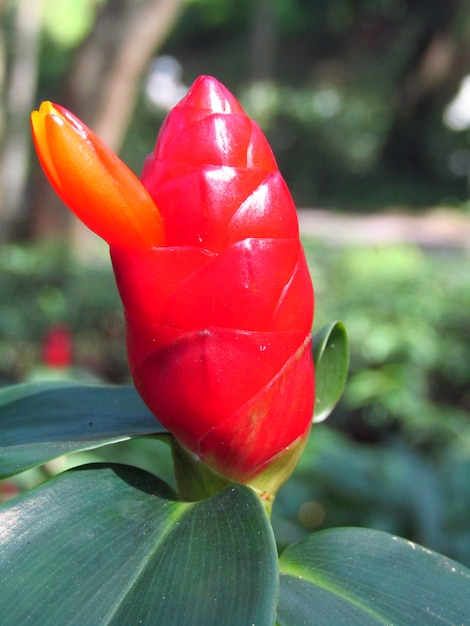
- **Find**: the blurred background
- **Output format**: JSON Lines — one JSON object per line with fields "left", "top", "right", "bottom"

{"left": 1, "top": 0, "right": 470, "bottom": 566}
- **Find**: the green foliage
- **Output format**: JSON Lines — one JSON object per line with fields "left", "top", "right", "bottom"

{"left": 240, "top": 79, "right": 465, "bottom": 208}
{"left": 1, "top": 383, "right": 470, "bottom": 624}
{"left": 0, "top": 382, "right": 160, "bottom": 478}
{"left": 307, "top": 241, "right": 470, "bottom": 450}
{"left": 273, "top": 426, "right": 470, "bottom": 567}
{"left": 278, "top": 527, "right": 470, "bottom": 625}
{"left": 0, "top": 244, "right": 123, "bottom": 383}
{"left": 0, "top": 466, "right": 278, "bottom": 625}
{"left": 242, "top": 82, "right": 391, "bottom": 174}
{"left": 313, "top": 321, "right": 349, "bottom": 422}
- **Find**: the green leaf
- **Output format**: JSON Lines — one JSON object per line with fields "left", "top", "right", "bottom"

{"left": 0, "top": 382, "right": 166, "bottom": 478}
{"left": 0, "top": 464, "right": 278, "bottom": 625}
{"left": 277, "top": 527, "right": 470, "bottom": 625}
{"left": 313, "top": 321, "right": 349, "bottom": 422}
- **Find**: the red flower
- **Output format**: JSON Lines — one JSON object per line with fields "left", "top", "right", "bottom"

{"left": 31, "top": 76, "right": 314, "bottom": 494}
{"left": 42, "top": 325, "right": 73, "bottom": 369}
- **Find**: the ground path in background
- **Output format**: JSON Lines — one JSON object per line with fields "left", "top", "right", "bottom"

{"left": 298, "top": 208, "right": 470, "bottom": 249}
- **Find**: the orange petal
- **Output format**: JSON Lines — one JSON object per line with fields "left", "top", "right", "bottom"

{"left": 31, "top": 102, "right": 164, "bottom": 248}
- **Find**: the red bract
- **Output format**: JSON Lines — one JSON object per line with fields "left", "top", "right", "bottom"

{"left": 31, "top": 76, "right": 314, "bottom": 492}
{"left": 111, "top": 76, "right": 314, "bottom": 485}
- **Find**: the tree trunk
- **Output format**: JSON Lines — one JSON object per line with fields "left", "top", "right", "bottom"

{"left": 379, "top": 0, "right": 462, "bottom": 177}
{"left": 250, "top": 0, "right": 277, "bottom": 82}
{"left": 65, "top": 0, "right": 185, "bottom": 152}
{"left": 0, "top": 0, "right": 42, "bottom": 241}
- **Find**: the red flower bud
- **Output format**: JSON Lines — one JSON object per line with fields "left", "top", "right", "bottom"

{"left": 31, "top": 76, "right": 314, "bottom": 494}
{"left": 112, "top": 77, "right": 314, "bottom": 487}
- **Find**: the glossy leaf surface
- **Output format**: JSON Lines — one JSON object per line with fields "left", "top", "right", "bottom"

{"left": 0, "top": 382, "right": 164, "bottom": 478}
{"left": 313, "top": 321, "right": 348, "bottom": 422}
{"left": 277, "top": 527, "right": 470, "bottom": 625}
{"left": 0, "top": 464, "right": 278, "bottom": 625}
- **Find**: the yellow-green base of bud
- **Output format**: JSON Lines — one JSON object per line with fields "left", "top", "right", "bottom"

{"left": 170, "top": 429, "right": 311, "bottom": 517}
